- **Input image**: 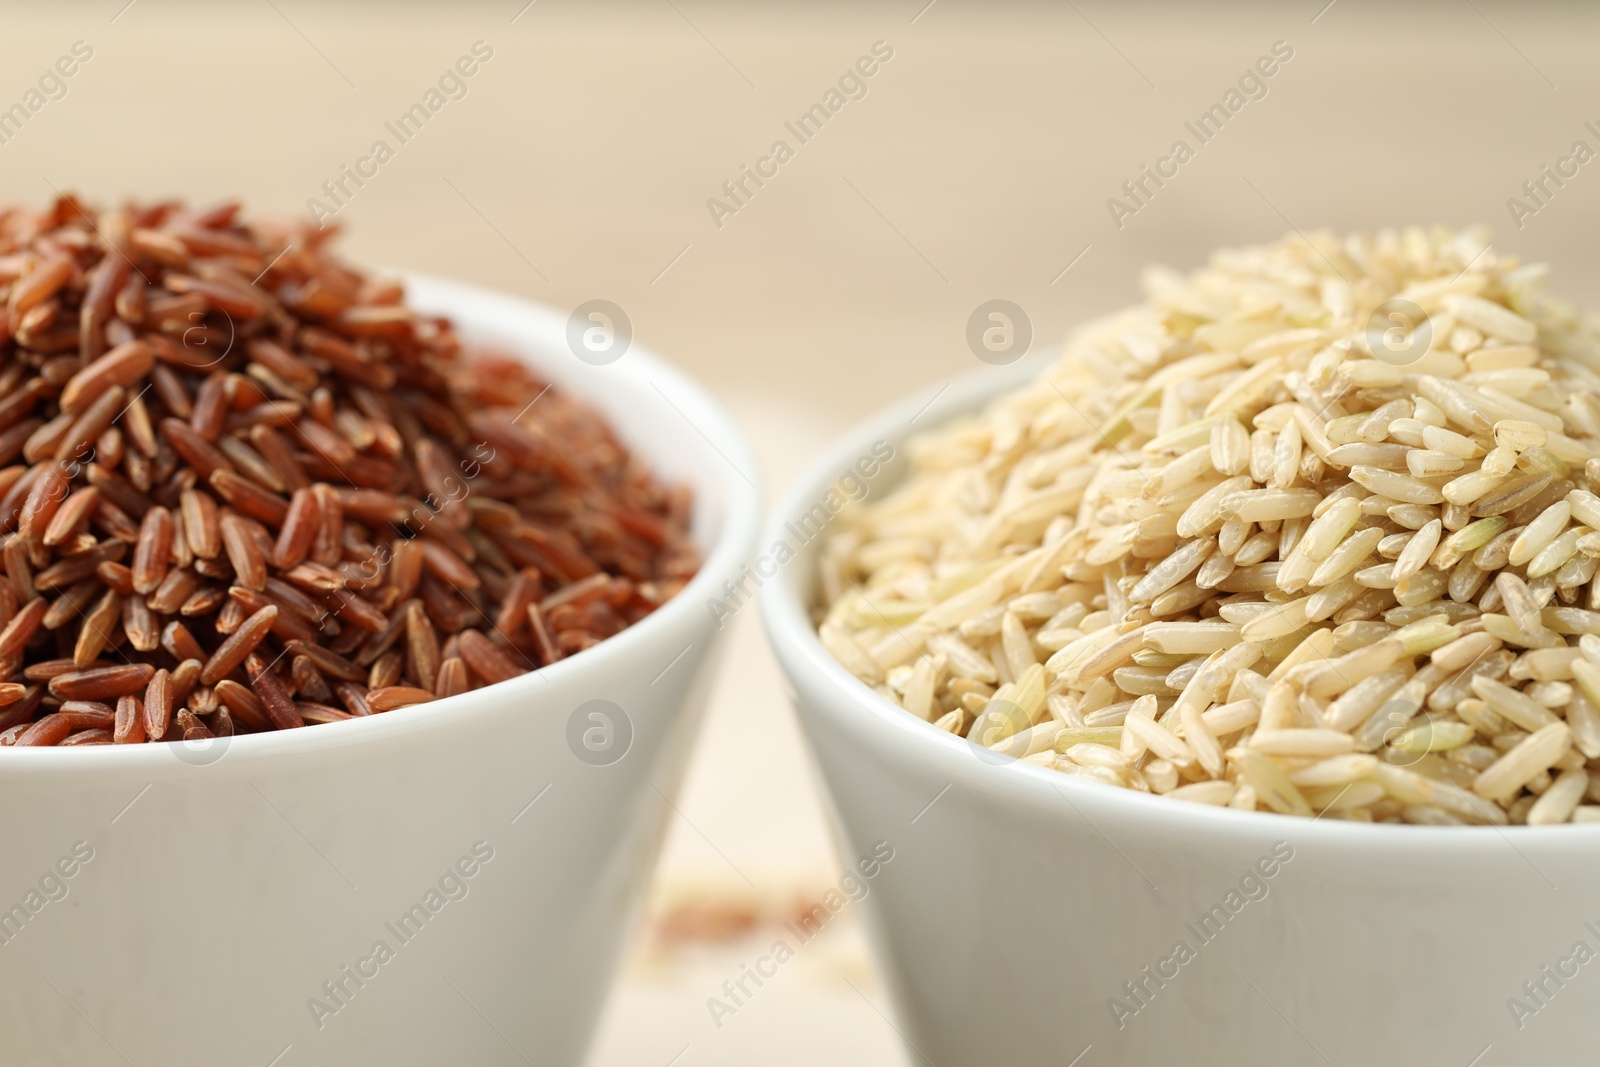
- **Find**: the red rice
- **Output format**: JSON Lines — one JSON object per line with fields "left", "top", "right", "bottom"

{"left": 0, "top": 196, "right": 699, "bottom": 748}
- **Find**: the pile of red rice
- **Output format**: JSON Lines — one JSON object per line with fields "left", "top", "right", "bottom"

{"left": 0, "top": 195, "right": 697, "bottom": 748}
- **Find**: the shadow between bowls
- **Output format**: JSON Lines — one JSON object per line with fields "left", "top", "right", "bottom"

{"left": 0, "top": 277, "right": 761, "bottom": 1067}
{"left": 761, "top": 359, "right": 1600, "bottom": 1067}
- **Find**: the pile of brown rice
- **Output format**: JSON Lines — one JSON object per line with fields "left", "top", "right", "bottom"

{"left": 818, "top": 228, "right": 1600, "bottom": 825}
{"left": 0, "top": 195, "right": 698, "bottom": 748}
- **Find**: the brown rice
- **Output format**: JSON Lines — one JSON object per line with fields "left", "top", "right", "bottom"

{"left": 819, "top": 227, "right": 1600, "bottom": 825}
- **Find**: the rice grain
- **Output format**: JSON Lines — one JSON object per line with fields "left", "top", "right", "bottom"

{"left": 819, "top": 227, "right": 1600, "bottom": 823}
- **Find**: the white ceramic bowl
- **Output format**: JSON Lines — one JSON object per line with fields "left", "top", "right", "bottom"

{"left": 762, "top": 362, "right": 1600, "bottom": 1067}
{"left": 0, "top": 277, "right": 760, "bottom": 1067}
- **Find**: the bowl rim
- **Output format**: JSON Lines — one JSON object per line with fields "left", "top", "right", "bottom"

{"left": 0, "top": 274, "right": 763, "bottom": 774}
{"left": 759, "top": 359, "right": 1600, "bottom": 846}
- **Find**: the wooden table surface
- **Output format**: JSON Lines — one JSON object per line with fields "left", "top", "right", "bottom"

{"left": 4, "top": 1, "right": 1597, "bottom": 1062}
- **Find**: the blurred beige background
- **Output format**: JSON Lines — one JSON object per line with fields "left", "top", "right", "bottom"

{"left": 5, "top": 0, "right": 1599, "bottom": 1062}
